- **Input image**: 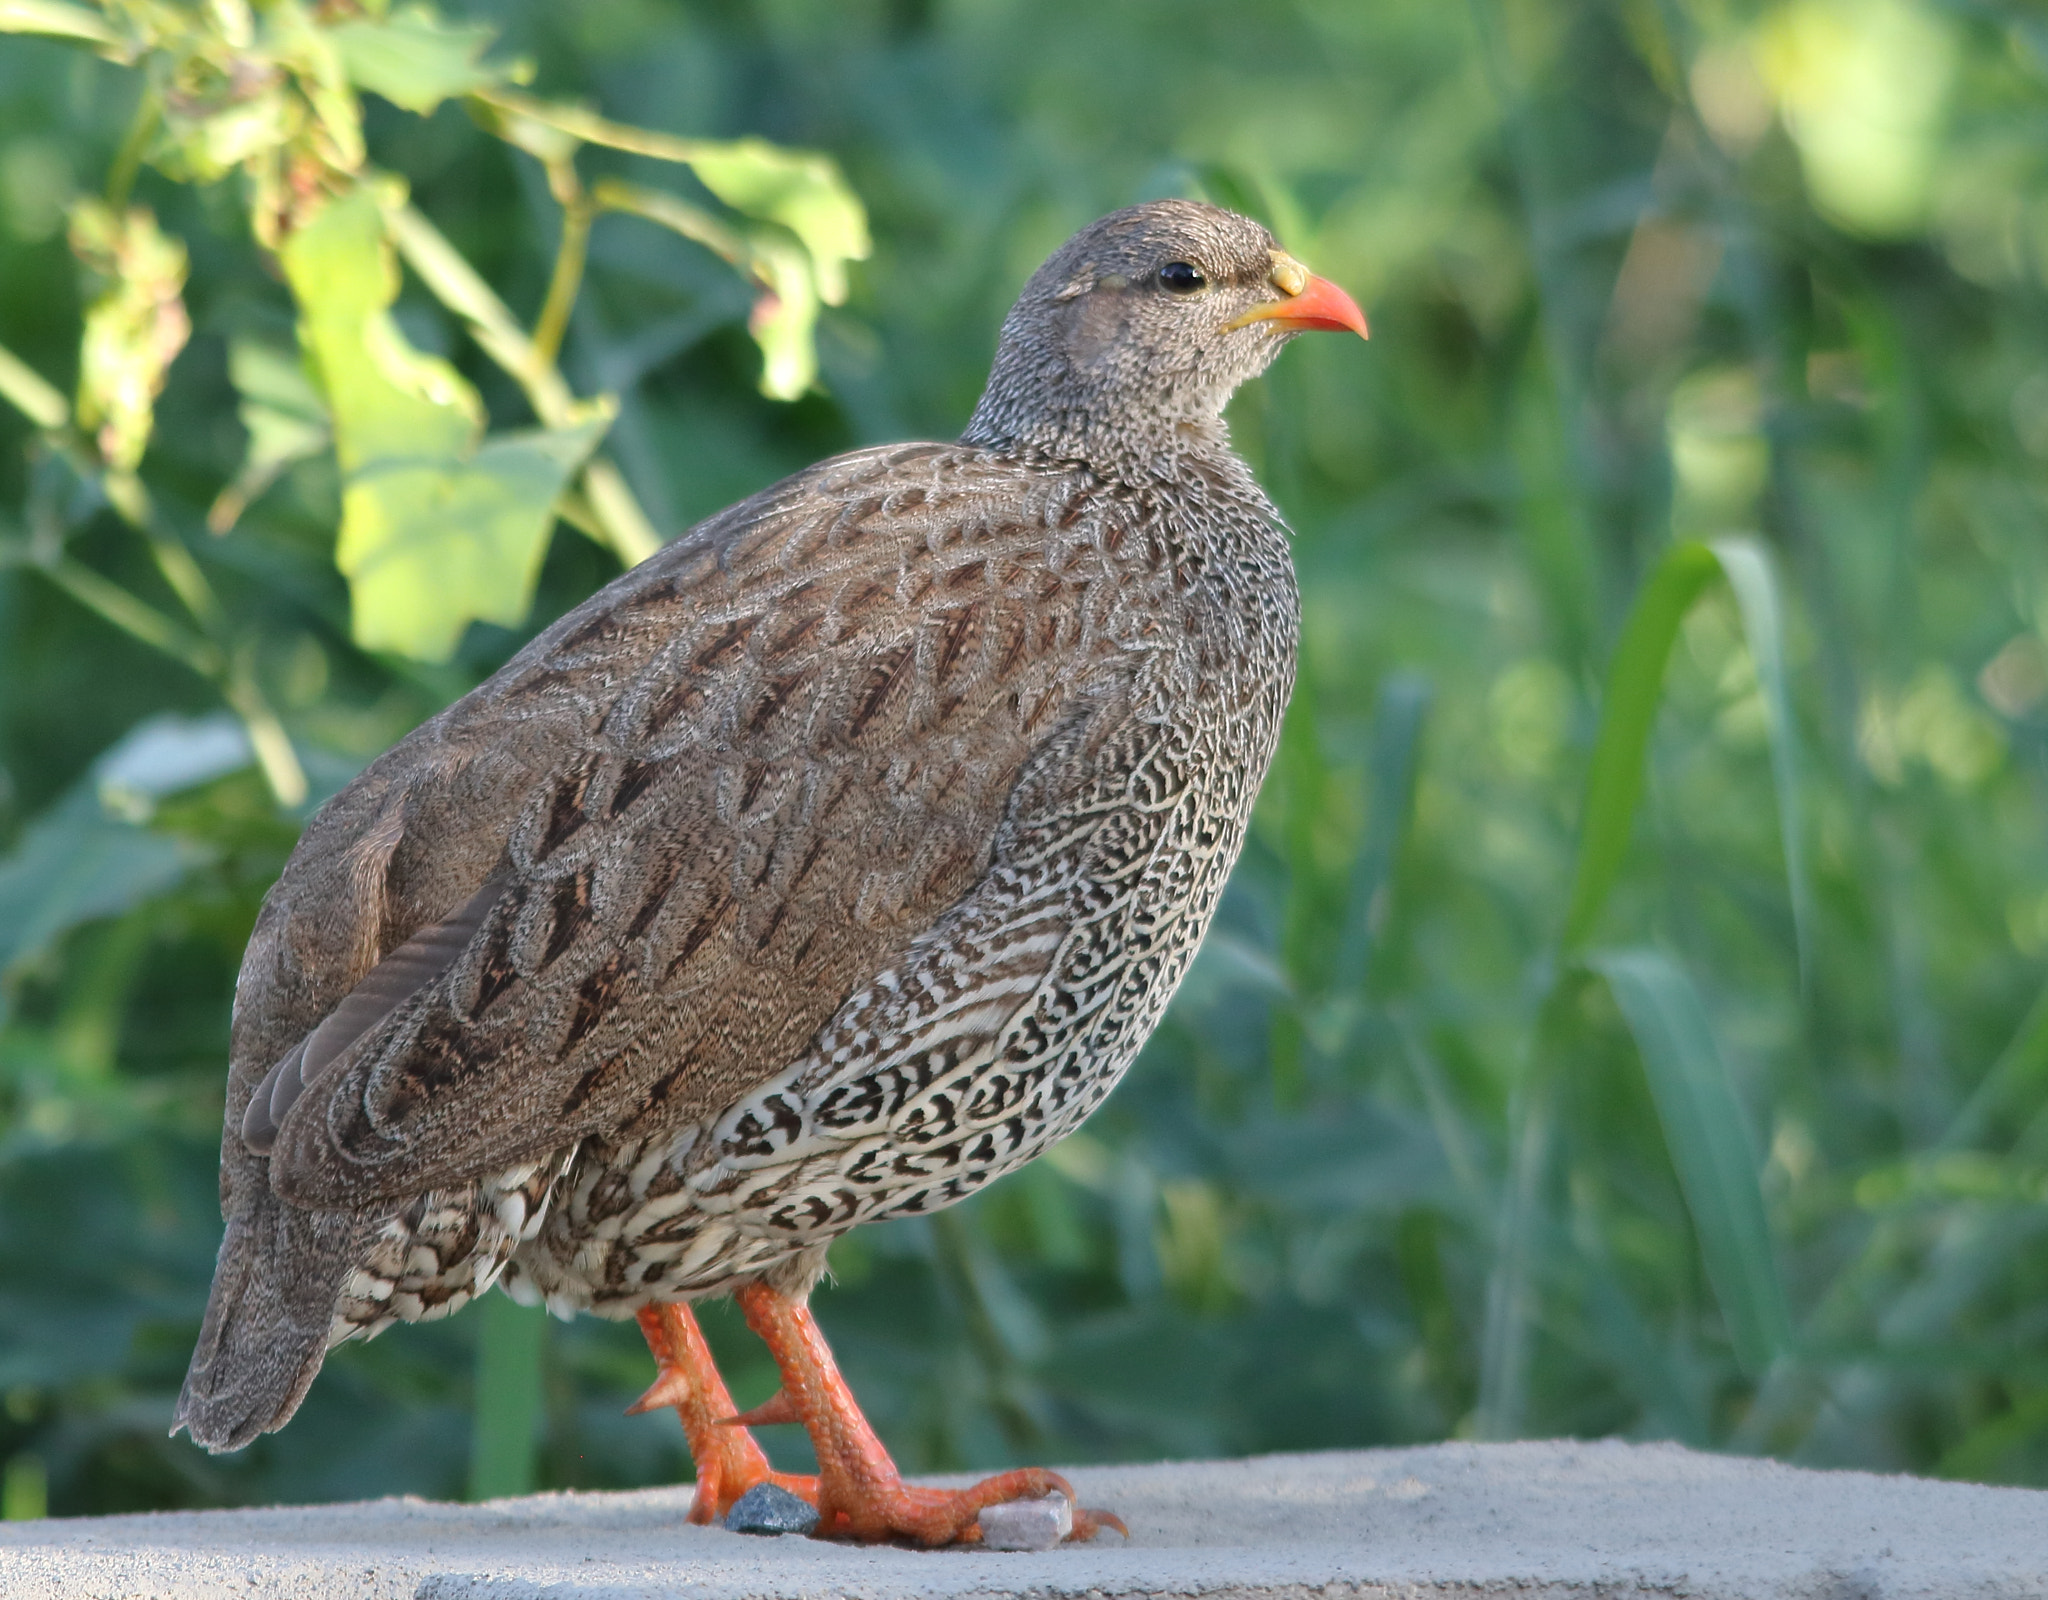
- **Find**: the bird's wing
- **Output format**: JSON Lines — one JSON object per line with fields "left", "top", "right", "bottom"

{"left": 247, "top": 443, "right": 1141, "bottom": 1210}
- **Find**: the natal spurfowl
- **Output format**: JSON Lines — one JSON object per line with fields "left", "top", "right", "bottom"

{"left": 175, "top": 200, "right": 1367, "bottom": 1544}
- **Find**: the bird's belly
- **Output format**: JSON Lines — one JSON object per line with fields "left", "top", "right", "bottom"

{"left": 503, "top": 706, "right": 1276, "bottom": 1321}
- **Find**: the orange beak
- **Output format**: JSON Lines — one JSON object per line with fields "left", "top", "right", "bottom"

{"left": 1227, "top": 252, "right": 1369, "bottom": 339}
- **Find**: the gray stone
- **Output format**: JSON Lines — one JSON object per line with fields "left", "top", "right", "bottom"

{"left": 721, "top": 1482, "right": 819, "bottom": 1537}
{"left": 3, "top": 1440, "right": 2046, "bottom": 1598}
{"left": 976, "top": 1490, "right": 1071, "bottom": 1550}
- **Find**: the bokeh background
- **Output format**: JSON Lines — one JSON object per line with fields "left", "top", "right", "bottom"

{"left": 5, "top": 0, "right": 2048, "bottom": 1519}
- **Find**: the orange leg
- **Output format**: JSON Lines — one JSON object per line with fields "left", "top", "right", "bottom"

{"left": 734, "top": 1279, "right": 1125, "bottom": 1546}
{"left": 630, "top": 1303, "right": 817, "bottom": 1524}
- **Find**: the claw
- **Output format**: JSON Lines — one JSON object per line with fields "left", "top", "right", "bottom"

{"left": 1073, "top": 1505, "right": 1129, "bottom": 1541}
{"left": 625, "top": 1363, "right": 697, "bottom": 1417}
{"left": 720, "top": 1388, "right": 802, "bottom": 1428}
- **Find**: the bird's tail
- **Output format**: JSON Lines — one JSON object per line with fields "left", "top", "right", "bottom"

{"left": 173, "top": 1185, "right": 373, "bottom": 1453}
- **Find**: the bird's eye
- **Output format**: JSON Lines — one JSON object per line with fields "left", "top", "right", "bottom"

{"left": 1158, "top": 261, "right": 1207, "bottom": 294}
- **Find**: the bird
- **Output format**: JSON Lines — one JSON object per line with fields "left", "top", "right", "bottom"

{"left": 173, "top": 198, "right": 1367, "bottom": 1544}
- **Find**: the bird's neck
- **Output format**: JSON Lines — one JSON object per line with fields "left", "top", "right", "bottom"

{"left": 959, "top": 403, "right": 1236, "bottom": 484}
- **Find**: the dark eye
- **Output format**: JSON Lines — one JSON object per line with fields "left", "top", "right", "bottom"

{"left": 1158, "top": 261, "right": 1206, "bottom": 294}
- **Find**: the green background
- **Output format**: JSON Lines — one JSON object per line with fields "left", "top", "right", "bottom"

{"left": 6, "top": 0, "right": 2048, "bottom": 1516}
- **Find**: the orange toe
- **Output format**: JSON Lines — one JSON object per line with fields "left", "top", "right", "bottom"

{"left": 733, "top": 1280, "right": 1120, "bottom": 1546}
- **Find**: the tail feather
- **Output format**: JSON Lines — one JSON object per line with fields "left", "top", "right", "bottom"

{"left": 173, "top": 1186, "right": 376, "bottom": 1453}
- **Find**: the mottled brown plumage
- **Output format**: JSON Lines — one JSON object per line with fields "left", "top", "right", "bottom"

{"left": 175, "top": 199, "right": 1365, "bottom": 1458}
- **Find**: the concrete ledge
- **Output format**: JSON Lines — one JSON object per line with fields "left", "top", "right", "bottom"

{"left": 5, "top": 1439, "right": 2044, "bottom": 1599}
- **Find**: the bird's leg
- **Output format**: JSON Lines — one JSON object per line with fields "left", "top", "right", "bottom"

{"left": 629, "top": 1302, "right": 818, "bottom": 1524}
{"left": 733, "top": 1279, "right": 1124, "bottom": 1546}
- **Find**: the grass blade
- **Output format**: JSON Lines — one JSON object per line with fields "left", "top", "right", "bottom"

{"left": 1710, "top": 538, "right": 1812, "bottom": 987}
{"left": 1333, "top": 671, "right": 1431, "bottom": 996}
{"left": 469, "top": 1292, "right": 547, "bottom": 1501}
{"left": 1561, "top": 542, "right": 1720, "bottom": 952}
{"left": 1591, "top": 947, "right": 1793, "bottom": 1375}
{"left": 1941, "top": 976, "right": 2048, "bottom": 1154}
{"left": 1474, "top": 977, "right": 1579, "bottom": 1438}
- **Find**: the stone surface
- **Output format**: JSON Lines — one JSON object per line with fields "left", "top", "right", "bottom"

{"left": 721, "top": 1482, "right": 819, "bottom": 1537}
{"left": 4, "top": 1439, "right": 2045, "bottom": 1599}
{"left": 975, "top": 1489, "right": 1071, "bottom": 1550}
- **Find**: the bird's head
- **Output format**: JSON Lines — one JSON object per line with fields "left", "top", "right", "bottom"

{"left": 963, "top": 199, "right": 1367, "bottom": 467}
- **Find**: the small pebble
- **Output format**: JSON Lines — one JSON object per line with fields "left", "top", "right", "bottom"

{"left": 977, "top": 1491, "right": 1072, "bottom": 1551}
{"left": 722, "top": 1482, "right": 820, "bottom": 1536}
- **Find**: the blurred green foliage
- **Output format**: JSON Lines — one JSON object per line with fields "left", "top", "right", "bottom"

{"left": 3, "top": 0, "right": 2048, "bottom": 1521}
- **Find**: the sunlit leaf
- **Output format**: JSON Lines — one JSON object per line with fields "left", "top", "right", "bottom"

{"left": 280, "top": 183, "right": 610, "bottom": 659}
{"left": 1591, "top": 947, "right": 1793, "bottom": 1376}
{"left": 336, "top": 418, "right": 609, "bottom": 659}
{"left": 151, "top": 86, "right": 293, "bottom": 186}
{"left": 0, "top": 0, "right": 116, "bottom": 46}
{"left": 329, "top": 5, "right": 510, "bottom": 115}
{"left": 743, "top": 233, "right": 822, "bottom": 402}
{"left": 208, "top": 334, "right": 332, "bottom": 532}
{"left": 685, "top": 140, "right": 869, "bottom": 306}
{"left": 67, "top": 200, "right": 190, "bottom": 475}
{"left": 1562, "top": 538, "right": 1810, "bottom": 971}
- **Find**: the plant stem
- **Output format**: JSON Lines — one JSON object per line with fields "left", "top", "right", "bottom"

{"left": 593, "top": 179, "right": 750, "bottom": 272}
{"left": 74, "top": 465, "right": 308, "bottom": 809}
{"left": 470, "top": 1293, "right": 547, "bottom": 1501}
{"left": 531, "top": 160, "right": 593, "bottom": 372}
{"left": 0, "top": 340, "right": 67, "bottom": 430}
{"left": 473, "top": 87, "right": 726, "bottom": 169}
{"left": 385, "top": 197, "right": 576, "bottom": 418}
{"left": 580, "top": 460, "right": 660, "bottom": 565}
{"left": 103, "top": 86, "right": 160, "bottom": 211}
{"left": 386, "top": 195, "right": 660, "bottom": 567}
{"left": 222, "top": 654, "right": 309, "bottom": 808}
{"left": 39, "top": 557, "right": 221, "bottom": 679}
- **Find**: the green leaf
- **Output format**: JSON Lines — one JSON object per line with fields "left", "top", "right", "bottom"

{"left": 208, "top": 335, "right": 332, "bottom": 532}
{"left": 0, "top": 0, "right": 116, "bottom": 45}
{"left": 1561, "top": 542, "right": 1719, "bottom": 950}
{"left": 686, "top": 141, "right": 869, "bottom": 398}
{"left": 1708, "top": 537, "right": 1813, "bottom": 985}
{"left": 336, "top": 417, "right": 609, "bottom": 659}
{"left": 67, "top": 200, "right": 190, "bottom": 475}
{"left": 329, "top": 5, "right": 510, "bottom": 115}
{"left": 743, "top": 232, "right": 823, "bottom": 402}
{"left": 685, "top": 140, "right": 870, "bottom": 306}
{"left": 151, "top": 86, "right": 293, "bottom": 188}
{"left": 596, "top": 176, "right": 836, "bottom": 401}
{"left": 1562, "top": 538, "right": 1810, "bottom": 971}
{"left": 0, "top": 715, "right": 248, "bottom": 988}
{"left": 280, "top": 184, "right": 610, "bottom": 660}
{"left": 1591, "top": 947, "right": 1794, "bottom": 1376}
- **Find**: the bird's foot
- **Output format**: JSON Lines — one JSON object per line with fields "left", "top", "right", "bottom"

{"left": 630, "top": 1303, "right": 817, "bottom": 1524}
{"left": 734, "top": 1280, "right": 1125, "bottom": 1546}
